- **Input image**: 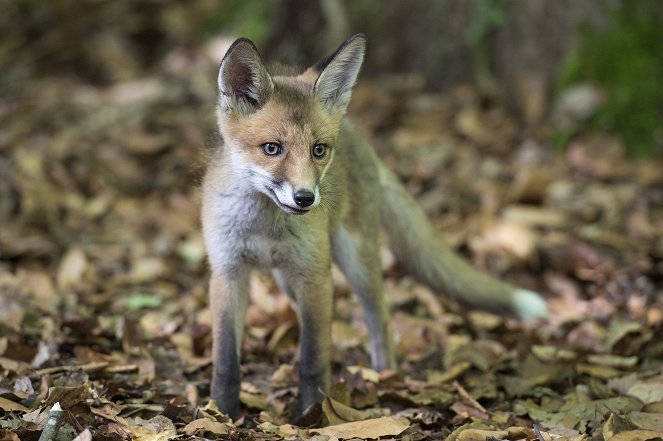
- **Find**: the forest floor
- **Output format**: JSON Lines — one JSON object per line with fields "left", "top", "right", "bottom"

{"left": 1, "top": 36, "right": 663, "bottom": 441}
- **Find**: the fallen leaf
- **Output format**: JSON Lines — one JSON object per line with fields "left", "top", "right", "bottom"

{"left": 456, "top": 428, "right": 508, "bottom": 441}
{"left": 257, "top": 421, "right": 304, "bottom": 437}
{"left": 311, "top": 416, "right": 410, "bottom": 439}
{"left": 56, "top": 248, "right": 88, "bottom": 291}
{"left": 575, "top": 363, "right": 623, "bottom": 379}
{"left": 13, "top": 376, "right": 35, "bottom": 399}
{"left": 587, "top": 354, "right": 639, "bottom": 368}
{"left": 628, "top": 378, "right": 663, "bottom": 405}
{"left": 603, "top": 320, "right": 645, "bottom": 352}
{"left": 532, "top": 345, "right": 578, "bottom": 363}
{"left": 346, "top": 366, "right": 380, "bottom": 383}
{"left": 607, "top": 430, "right": 663, "bottom": 441}
{"left": 427, "top": 362, "right": 472, "bottom": 384}
{"left": 124, "top": 293, "right": 163, "bottom": 311}
{"left": 121, "top": 415, "right": 177, "bottom": 441}
{"left": 0, "top": 430, "right": 20, "bottom": 441}
{"left": 0, "top": 397, "right": 30, "bottom": 413}
{"left": 450, "top": 401, "right": 489, "bottom": 420}
{"left": 629, "top": 412, "right": 663, "bottom": 432}
{"left": 182, "top": 418, "right": 233, "bottom": 436}
{"left": 528, "top": 396, "right": 642, "bottom": 432}
{"left": 455, "top": 381, "right": 487, "bottom": 415}
{"left": 72, "top": 428, "right": 93, "bottom": 441}
{"left": 321, "top": 395, "right": 369, "bottom": 425}
{"left": 43, "top": 383, "right": 90, "bottom": 408}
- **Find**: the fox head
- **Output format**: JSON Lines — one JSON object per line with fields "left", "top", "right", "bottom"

{"left": 216, "top": 34, "right": 366, "bottom": 215}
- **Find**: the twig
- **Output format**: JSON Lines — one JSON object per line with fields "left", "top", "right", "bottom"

{"left": 36, "top": 362, "right": 109, "bottom": 376}
{"left": 533, "top": 423, "right": 546, "bottom": 441}
{"left": 38, "top": 402, "right": 64, "bottom": 441}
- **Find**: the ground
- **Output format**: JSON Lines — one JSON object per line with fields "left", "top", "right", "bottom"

{"left": 1, "top": 37, "right": 663, "bottom": 441}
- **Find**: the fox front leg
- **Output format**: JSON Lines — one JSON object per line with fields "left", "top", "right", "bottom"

{"left": 209, "top": 268, "right": 249, "bottom": 419}
{"left": 277, "top": 264, "right": 333, "bottom": 412}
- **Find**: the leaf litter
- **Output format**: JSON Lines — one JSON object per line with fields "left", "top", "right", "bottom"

{"left": 2, "top": 14, "right": 663, "bottom": 441}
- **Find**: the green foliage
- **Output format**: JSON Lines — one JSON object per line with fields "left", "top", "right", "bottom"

{"left": 202, "top": 0, "right": 274, "bottom": 43}
{"left": 465, "top": 0, "right": 507, "bottom": 94}
{"left": 124, "top": 293, "right": 163, "bottom": 311}
{"left": 466, "top": 0, "right": 506, "bottom": 46}
{"left": 559, "top": 0, "right": 663, "bottom": 156}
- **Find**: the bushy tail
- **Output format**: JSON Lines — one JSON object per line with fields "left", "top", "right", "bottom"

{"left": 379, "top": 165, "right": 547, "bottom": 321}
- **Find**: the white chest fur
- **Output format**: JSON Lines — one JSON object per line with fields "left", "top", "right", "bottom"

{"left": 203, "top": 192, "right": 297, "bottom": 271}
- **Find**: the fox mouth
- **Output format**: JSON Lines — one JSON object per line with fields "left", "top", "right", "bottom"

{"left": 268, "top": 190, "right": 310, "bottom": 215}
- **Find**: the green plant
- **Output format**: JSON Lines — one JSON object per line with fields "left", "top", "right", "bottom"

{"left": 466, "top": 0, "right": 507, "bottom": 94}
{"left": 558, "top": 0, "right": 663, "bottom": 157}
{"left": 202, "top": 0, "right": 274, "bottom": 43}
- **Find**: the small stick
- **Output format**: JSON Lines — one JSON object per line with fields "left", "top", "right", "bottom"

{"left": 533, "top": 423, "right": 546, "bottom": 441}
{"left": 38, "top": 402, "right": 64, "bottom": 441}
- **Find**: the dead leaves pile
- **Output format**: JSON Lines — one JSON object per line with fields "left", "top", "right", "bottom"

{"left": 2, "top": 21, "right": 663, "bottom": 441}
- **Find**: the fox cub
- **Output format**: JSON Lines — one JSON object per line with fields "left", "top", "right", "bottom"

{"left": 202, "top": 34, "right": 547, "bottom": 418}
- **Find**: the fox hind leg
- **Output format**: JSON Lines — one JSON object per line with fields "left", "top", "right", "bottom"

{"left": 333, "top": 226, "right": 396, "bottom": 371}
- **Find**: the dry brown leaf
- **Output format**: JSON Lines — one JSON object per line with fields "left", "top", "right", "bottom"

{"left": 587, "top": 354, "right": 639, "bottom": 368}
{"left": 450, "top": 401, "right": 489, "bottom": 420}
{"left": 346, "top": 366, "right": 380, "bottom": 383}
{"left": 628, "top": 377, "right": 663, "bottom": 405}
{"left": 181, "top": 418, "right": 233, "bottom": 436}
{"left": 56, "top": 247, "right": 88, "bottom": 291}
{"left": 454, "top": 381, "right": 487, "bottom": 414}
{"left": 72, "top": 428, "right": 93, "bottom": 441}
{"left": 607, "top": 430, "right": 663, "bottom": 441}
{"left": 532, "top": 345, "right": 578, "bottom": 362}
{"left": 472, "top": 219, "right": 537, "bottom": 261}
{"left": 457, "top": 428, "right": 509, "bottom": 441}
{"left": 120, "top": 416, "right": 177, "bottom": 441}
{"left": 311, "top": 416, "right": 410, "bottom": 439}
{"left": 643, "top": 403, "right": 663, "bottom": 413}
{"left": 0, "top": 397, "right": 30, "bottom": 413}
{"left": 43, "top": 383, "right": 90, "bottom": 408}
{"left": 0, "top": 430, "right": 20, "bottom": 441}
{"left": 502, "top": 205, "right": 565, "bottom": 228}
{"left": 257, "top": 422, "right": 305, "bottom": 438}
{"left": 629, "top": 412, "right": 663, "bottom": 432}
{"left": 321, "top": 395, "right": 369, "bottom": 425}
{"left": 427, "top": 362, "right": 472, "bottom": 385}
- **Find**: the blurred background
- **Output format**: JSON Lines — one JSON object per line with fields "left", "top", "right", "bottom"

{"left": 2, "top": 0, "right": 662, "bottom": 155}
{"left": 2, "top": 0, "right": 663, "bottom": 322}
{"left": 1, "top": 1, "right": 663, "bottom": 435}
{"left": 2, "top": 0, "right": 662, "bottom": 322}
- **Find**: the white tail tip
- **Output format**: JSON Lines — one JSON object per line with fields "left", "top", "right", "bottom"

{"left": 512, "top": 289, "right": 548, "bottom": 321}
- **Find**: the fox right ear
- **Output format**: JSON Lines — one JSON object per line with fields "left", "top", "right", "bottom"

{"left": 218, "top": 38, "right": 273, "bottom": 115}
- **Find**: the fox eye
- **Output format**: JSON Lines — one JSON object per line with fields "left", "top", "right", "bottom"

{"left": 312, "top": 143, "right": 326, "bottom": 159}
{"left": 262, "top": 142, "right": 282, "bottom": 156}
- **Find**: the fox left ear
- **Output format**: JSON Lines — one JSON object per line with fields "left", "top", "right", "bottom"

{"left": 313, "top": 34, "right": 366, "bottom": 113}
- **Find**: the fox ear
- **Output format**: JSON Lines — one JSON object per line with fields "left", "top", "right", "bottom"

{"left": 218, "top": 38, "right": 273, "bottom": 115}
{"left": 313, "top": 34, "right": 366, "bottom": 113}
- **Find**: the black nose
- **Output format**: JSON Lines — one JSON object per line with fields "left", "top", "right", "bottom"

{"left": 293, "top": 189, "right": 315, "bottom": 207}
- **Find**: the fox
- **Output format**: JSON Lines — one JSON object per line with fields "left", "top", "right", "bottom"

{"left": 202, "top": 34, "right": 548, "bottom": 418}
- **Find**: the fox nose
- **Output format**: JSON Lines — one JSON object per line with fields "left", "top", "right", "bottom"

{"left": 293, "top": 189, "right": 315, "bottom": 207}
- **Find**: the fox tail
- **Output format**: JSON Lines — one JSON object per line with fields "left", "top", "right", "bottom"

{"left": 379, "top": 165, "right": 547, "bottom": 321}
